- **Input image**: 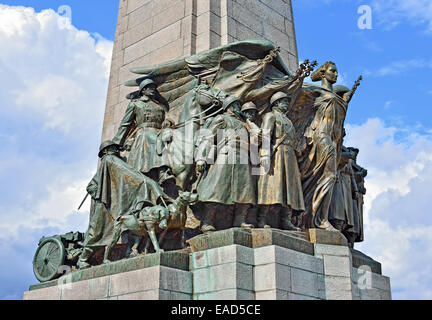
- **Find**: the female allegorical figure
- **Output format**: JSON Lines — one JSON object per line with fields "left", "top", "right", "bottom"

{"left": 301, "top": 62, "right": 356, "bottom": 231}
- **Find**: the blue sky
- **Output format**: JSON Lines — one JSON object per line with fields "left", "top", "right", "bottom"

{"left": 0, "top": 0, "right": 431, "bottom": 300}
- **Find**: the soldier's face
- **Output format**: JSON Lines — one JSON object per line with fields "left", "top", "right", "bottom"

{"left": 142, "top": 84, "right": 156, "bottom": 97}
{"left": 276, "top": 98, "right": 290, "bottom": 111}
{"left": 244, "top": 110, "right": 257, "bottom": 120}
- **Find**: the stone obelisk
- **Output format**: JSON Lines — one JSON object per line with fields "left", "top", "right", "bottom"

{"left": 101, "top": 0, "right": 298, "bottom": 142}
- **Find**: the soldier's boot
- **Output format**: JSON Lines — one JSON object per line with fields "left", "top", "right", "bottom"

{"left": 330, "top": 219, "right": 345, "bottom": 231}
{"left": 342, "top": 231, "right": 357, "bottom": 249}
{"left": 318, "top": 219, "right": 340, "bottom": 232}
{"left": 201, "top": 204, "right": 216, "bottom": 234}
{"left": 77, "top": 247, "right": 93, "bottom": 269}
{"left": 233, "top": 205, "right": 254, "bottom": 229}
{"left": 257, "top": 207, "right": 271, "bottom": 229}
{"left": 280, "top": 207, "right": 301, "bottom": 231}
{"left": 316, "top": 191, "right": 339, "bottom": 232}
{"left": 201, "top": 224, "right": 216, "bottom": 234}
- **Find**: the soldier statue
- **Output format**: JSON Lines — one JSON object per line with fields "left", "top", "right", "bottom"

{"left": 112, "top": 78, "right": 174, "bottom": 186}
{"left": 77, "top": 140, "right": 166, "bottom": 269}
{"left": 195, "top": 96, "right": 257, "bottom": 233}
{"left": 257, "top": 92, "right": 305, "bottom": 230}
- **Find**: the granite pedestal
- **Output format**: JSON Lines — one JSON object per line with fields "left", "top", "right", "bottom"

{"left": 24, "top": 228, "right": 391, "bottom": 300}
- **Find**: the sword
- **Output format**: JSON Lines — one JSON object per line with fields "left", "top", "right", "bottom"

{"left": 77, "top": 193, "right": 89, "bottom": 211}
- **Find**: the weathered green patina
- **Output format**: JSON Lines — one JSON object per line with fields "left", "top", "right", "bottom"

{"left": 32, "top": 40, "right": 366, "bottom": 283}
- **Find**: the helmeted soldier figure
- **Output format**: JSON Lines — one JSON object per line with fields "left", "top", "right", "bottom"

{"left": 257, "top": 91, "right": 305, "bottom": 230}
{"left": 241, "top": 102, "right": 259, "bottom": 124}
{"left": 77, "top": 140, "right": 166, "bottom": 269}
{"left": 195, "top": 96, "right": 257, "bottom": 233}
{"left": 241, "top": 101, "right": 261, "bottom": 226}
{"left": 112, "top": 78, "right": 174, "bottom": 185}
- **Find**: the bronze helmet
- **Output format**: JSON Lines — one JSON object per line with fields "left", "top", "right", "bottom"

{"left": 241, "top": 102, "right": 258, "bottom": 112}
{"left": 222, "top": 95, "right": 241, "bottom": 110}
{"left": 98, "top": 140, "right": 120, "bottom": 158}
{"left": 270, "top": 91, "right": 289, "bottom": 107}
{"left": 139, "top": 78, "right": 156, "bottom": 92}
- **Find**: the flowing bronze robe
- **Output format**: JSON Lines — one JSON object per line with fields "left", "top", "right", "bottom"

{"left": 353, "top": 164, "right": 366, "bottom": 242}
{"left": 82, "top": 153, "right": 165, "bottom": 248}
{"left": 258, "top": 110, "right": 305, "bottom": 211}
{"left": 301, "top": 87, "right": 348, "bottom": 228}
{"left": 329, "top": 160, "right": 357, "bottom": 230}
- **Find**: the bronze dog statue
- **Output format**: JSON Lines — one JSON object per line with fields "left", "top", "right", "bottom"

{"left": 104, "top": 191, "right": 198, "bottom": 263}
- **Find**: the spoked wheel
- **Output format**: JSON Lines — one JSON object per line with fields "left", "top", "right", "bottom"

{"left": 33, "top": 237, "right": 66, "bottom": 283}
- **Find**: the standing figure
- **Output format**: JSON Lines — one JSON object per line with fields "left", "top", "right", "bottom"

{"left": 328, "top": 147, "right": 359, "bottom": 244}
{"left": 241, "top": 102, "right": 259, "bottom": 124}
{"left": 195, "top": 96, "right": 256, "bottom": 233}
{"left": 112, "top": 78, "right": 174, "bottom": 185}
{"left": 242, "top": 101, "right": 261, "bottom": 226}
{"left": 329, "top": 147, "right": 365, "bottom": 247}
{"left": 257, "top": 92, "right": 305, "bottom": 230}
{"left": 301, "top": 62, "right": 355, "bottom": 231}
{"left": 351, "top": 148, "right": 367, "bottom": 243}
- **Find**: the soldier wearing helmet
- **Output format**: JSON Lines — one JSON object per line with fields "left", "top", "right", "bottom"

{"left": 241, "top": 102, "right": 259, "bottom": 124}
{"left": 112, "top": 78, "right": 174, "bottom": 186}
{"left": 257, "top": 91, "right": 305, "bottom": 231}
{"left": 78, "top": 139, "right": 166, "bottom": 269}
{"left": 195, "top": 95, "right": 257, "bottom": 233}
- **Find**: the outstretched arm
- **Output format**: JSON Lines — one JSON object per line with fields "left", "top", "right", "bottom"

{"left": 112, "top": 101, "right": 136, "bottom": 147}
{"left": 244, "top": 77, "right": 293, "bottom": 102}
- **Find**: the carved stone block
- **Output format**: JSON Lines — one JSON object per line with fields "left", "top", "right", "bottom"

{"left": 307, "top": 228, "right": 349, "bottom": 246}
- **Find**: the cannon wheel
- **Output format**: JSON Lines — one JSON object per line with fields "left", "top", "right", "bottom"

{"left": 33, "top": 237, "right": 66, "bottom": 283}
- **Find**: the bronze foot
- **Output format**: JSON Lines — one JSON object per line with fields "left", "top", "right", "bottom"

{"left": 201, "top": 224, "right": 216, "bottom": 234}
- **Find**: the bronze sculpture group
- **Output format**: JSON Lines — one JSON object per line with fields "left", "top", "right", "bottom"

{"left": 32, "top": 41, "right": 368, "bottom": 278}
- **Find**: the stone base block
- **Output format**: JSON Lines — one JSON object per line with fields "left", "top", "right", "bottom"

{"left": 194, "top": 289, "right": 255, "bottom": 300}
{"left": 24, "top": 265, "right": 192, "bottom": 300}
{"left": 25, "top": 229, "right": 391, "bottom": 300}
{"left": 187, "top": 228, "right": 313, "bottom": 255}
{"left": 307, "top": 228, "right": 348, "bottom": 246}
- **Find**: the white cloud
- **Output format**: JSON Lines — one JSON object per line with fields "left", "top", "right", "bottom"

{"left": 384, "top": 101, "right": 393, "bottom": 109}
{"left": 0, "top": 5, "right": 112, "bottom": 240}
{"left": 345, "top": 118, "right": 432, "bottom": 299}
{"left": 372, "top": 0, "right": 432, "bottom": 33}
{"left": 364, "top": 59, "right": 432, "bottom": 77}
{"left": 0, "top": 4, "right": 112, "bottom": 135}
